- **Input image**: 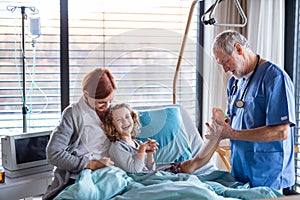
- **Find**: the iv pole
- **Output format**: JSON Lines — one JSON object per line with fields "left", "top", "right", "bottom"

{"left": 21, "top": 6, "right": 28, "bottom": 133}
{"left": 7, "top": 5, "right": 38, "bottom": 133}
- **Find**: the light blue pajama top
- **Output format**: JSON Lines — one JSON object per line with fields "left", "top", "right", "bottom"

{"left": 109, "top": 139, "right": 156, "bottom": 173}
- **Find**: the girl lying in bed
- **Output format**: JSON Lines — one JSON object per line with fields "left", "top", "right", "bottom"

{"left": 102, "top": 103, "right": 224, "bottom": 174}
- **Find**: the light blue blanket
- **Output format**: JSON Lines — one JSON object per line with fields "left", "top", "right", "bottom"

{"left": 54, "top": 166, "right": 283, "bottom": 200}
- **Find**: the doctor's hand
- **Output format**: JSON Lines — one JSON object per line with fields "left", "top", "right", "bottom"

{"left": 211, "top": 107, "right": 230, "bottom": 125}
{"left": 212, "top": 108, "right": 226, "bottom": 126}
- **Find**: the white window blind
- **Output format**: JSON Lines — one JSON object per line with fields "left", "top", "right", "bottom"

{"left": 295, "top": 3, "right": 300, "bottom": 191}
{"left": 0, "top": 0, "right": 200, "bottom": 165}
{"left": 68, "top": 0, "right": 199, "bottom": 118}
{"left": 0, "top": 0, "right": 60, "bottom": 134}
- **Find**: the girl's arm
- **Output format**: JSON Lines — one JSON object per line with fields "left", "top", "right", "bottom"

{"left": 109, "top": 141, "right": 145, "bottom": 173}
{"left": 135, "top": 143, "right": 147, "bottom": 161}
{"left": 145, "top": 152, "right": 156, "bottom": 171}
{"left": 144, "top": 138, "right": 158, "bottom": 171}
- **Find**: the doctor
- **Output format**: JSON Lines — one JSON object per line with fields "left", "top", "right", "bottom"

{"left": 211, "top": 30, "right": 295, "bottom": 191}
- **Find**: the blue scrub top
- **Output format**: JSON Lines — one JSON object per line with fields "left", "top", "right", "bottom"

{"left": 226, "top": 61, "right": 295, "bottom": 190}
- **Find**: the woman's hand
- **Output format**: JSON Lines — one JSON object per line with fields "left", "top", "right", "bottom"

{"left": 85, "top": 156, "right": 114, "bottom": 170}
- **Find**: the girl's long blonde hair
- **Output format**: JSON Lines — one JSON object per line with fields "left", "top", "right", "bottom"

{"left": 103, "top": 103, "right": 141, "bottom": 142}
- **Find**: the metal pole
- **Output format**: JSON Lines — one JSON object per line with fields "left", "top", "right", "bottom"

{"left": 7, "top": 5, "right": 39, "bottom": 132}
{"left": 21, "top": 6, "right": 28, "bottom": 133}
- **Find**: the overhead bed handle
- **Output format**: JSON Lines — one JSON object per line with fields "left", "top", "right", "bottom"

{"left": 173, "top": 0, "right": 247, "bottom": 104}
{"left": 201, "top": 0, "right": 247, "bottom": 27}
{"left": 173, "top": 0, "right": 199, "bottom": 104}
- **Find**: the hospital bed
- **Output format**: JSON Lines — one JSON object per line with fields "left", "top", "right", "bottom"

{"left": 53, "top": 104, "right": 284, "bottom": 199}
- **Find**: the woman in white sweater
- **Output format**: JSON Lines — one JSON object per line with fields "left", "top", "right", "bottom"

{"left": 43, "top": 68, "right": 116, "bottom": 200}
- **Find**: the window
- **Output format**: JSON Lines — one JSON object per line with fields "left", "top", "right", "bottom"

{"left": 0, "top": 0, "right": 61, "bottom": 134}
{"left": 0, "top": 0, "right": 200, "bottom": 165}
{"left": 295, "top": 4, "right": 300, "bottom": 190}
{"left": 289, "top": 0, "right": 300, "bottom": 193}
{"left": 68, "top": 0, "right": 199, "bottom": 118}
{"left": 0, "top": 0, "right": 199, "bottom": 132}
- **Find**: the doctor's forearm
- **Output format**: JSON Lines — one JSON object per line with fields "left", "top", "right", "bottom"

{"left": 227, "top": 123, "right": 289, "bottom": 142}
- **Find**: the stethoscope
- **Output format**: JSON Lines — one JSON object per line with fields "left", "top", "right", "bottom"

{"left": 229, "top": 54, "right": 261, "bottom": 108}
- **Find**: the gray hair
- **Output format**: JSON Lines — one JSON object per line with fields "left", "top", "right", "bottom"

{"left": 212, "top": 30, "right": 249, "bottom": 55}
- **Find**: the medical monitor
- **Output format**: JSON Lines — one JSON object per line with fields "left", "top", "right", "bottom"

{"left": 1, "top": 130, "right": 53, "bottom": 178}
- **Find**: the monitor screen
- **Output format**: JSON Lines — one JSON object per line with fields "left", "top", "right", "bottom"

{"left": 15, "top": 135, "right": 50, "bottom": 164}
